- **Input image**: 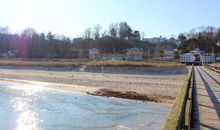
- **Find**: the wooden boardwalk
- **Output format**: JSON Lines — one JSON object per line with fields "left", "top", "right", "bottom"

{"left": 191, "top": 66, "right": 220, "bottom": 130}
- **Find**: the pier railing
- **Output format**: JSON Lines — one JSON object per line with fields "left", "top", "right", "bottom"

{"left": 203, "top": 64, "right": 220, "bottom": 74}
{"left": 162, "top": 65, "right": 194, "bottom": 130}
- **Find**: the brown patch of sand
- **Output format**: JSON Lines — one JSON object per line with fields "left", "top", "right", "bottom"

{"left": 88, "top": 88, "right": 175, "bottom": 103}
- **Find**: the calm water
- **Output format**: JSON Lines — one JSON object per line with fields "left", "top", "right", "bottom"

{"left": 0, "top": 81, "right": 169, "bottom": 130}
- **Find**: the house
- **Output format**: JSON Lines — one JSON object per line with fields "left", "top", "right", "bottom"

{"left": 180, "top": 48, "right": 215, "bottom": 64}
{"left": 142, "top": 36, "right": 167, "bottom": 44}
{"left": 0, "top": 50, "right": 17, "bottom": 58}
{"left": 216, "top": 56, "right": 220, "bottom": 61}
{"left": 89, "top": 48, "right": 100, "bottom": 60}
{"left": 168, "top": 38, "right": 176, "bottom": 43}
{"left": 73, "top": 38, "right": 83, "bottom": 43}
{"left": 163, "top": 48, "right": 174, "bottom": 60}
{"left": 98, "top": 54, "right": 124, "bottom": 60}
{"left": 125, "top": 47, "right": 143, "bottom": 61}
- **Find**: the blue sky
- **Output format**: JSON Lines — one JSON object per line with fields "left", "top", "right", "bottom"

{"left": 0, "top": 0, "right": 220, "bottom": 38}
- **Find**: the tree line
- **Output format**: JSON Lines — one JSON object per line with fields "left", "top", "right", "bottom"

{"left": 177, "top": 26, "right": 220, "bottom": 55}
{"left": 0, "top": 22, "right": 172, "bottom": 59}
{"left": 0, "top": 23, "right": 219, "bottom": 59}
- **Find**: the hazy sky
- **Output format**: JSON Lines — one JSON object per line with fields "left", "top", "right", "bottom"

{"left": 0, "top": 0, "right": 220, "bottom": 38}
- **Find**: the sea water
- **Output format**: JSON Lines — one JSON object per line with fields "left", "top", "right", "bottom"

{"left": 0, "top": 81, "right": 169, "bottom": 130}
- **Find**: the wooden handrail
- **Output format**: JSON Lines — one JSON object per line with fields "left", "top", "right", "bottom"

{"left": 162, "top": 65, "right": 194, "bottom": 130}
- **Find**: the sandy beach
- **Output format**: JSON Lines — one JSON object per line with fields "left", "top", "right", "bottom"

{"left": 0, "top": 66, "right": 188, "bottom": 105}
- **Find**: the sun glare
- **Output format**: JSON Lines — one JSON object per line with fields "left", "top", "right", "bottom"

{"left": 19, "top": 0, "right": 34, "bottom": 9}
{"left": 10, "top": 0, "right": 46, "bottom": 33}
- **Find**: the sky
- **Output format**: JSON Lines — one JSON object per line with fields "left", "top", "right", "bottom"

{"left": 0, "top": 0, "right": 220, "bottom": 38}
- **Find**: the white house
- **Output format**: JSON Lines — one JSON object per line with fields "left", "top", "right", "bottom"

{"left": 163, "top": 48, "right": 174, "bottom": 60}
{"left": 142, "top": 36, "right": 167, "bottom": 44}
{"left": 97, "top": 54, "right": 125, "bottom": 60}
{"left": 180, "top": 48, "right": 215, "bottom": 64}
{"left": 89, "top": 48, "right": 100, "bottom": 60}
{"left": 125, "top": 47, "right": 143, "bottom": 61}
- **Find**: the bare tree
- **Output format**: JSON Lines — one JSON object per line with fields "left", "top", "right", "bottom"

{"left": 206, "top": 26, "right": 216, "bottom": 39}
{"left": 188, "top": 28, "right": 196, "bottom": 38}
{"left": 140, "top": 31, "right": 145, "bottom": 40}
{"left": 84, "top": 28, "right": 92, "bottom": 39}
{"left": 118, "top": 22, "right": 132, "bottom": 40}
{"left": 23, "top": 28, "right": 37, "bottom": 39}
{"left": 93, "top": 24, "right": 102, "bottom": 40}
{"left": 217, "top": 27, "right": 220, "bottom": 40}
{"left": 102, "top": 30, "right": 108, "bottom": 37}
{"left": 178, "top": 33, "right": 187, "bottom": 42}
{"left": 109, "top": 23, "right": 118, "bottom": 38}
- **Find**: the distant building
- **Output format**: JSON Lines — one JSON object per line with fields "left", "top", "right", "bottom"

{"left": 0, "top": 50, "right": 17, "bottom": 58}
{"left": 142, "top": 38, "right": 148, "bottom": 42}
{"left": 216, "top": 56, "right": 220, "bottom": 61}
{"left": 168, "top": 38, "right": 176, "bottom": 43}
{"left": 180, "top": 48, "right": 215, "bottom": 64}
{"left": 73, "top": 38, "right": 83, "bottom": 43}
{"left": 99, "top": 54, "right": 125, "bottom": 60}
{"left": 89, "top": 48, "right": 100, "bottom": 60}
{"left": 142, "top": 36, "right": 167, "bottom": 44}
{"left": 125, "top": 47, "right": 143, "bottom": 61}
{"left": 89, "top": 47, "right": 144, "bottom": 61}
{"left": 163, "top": 48, "right": 174, "bottom": 60}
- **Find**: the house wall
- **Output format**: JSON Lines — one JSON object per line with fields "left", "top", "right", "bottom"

{"left": 164, "top": 51, "right": 174, "bottom": 60}
{"left": 180, "top": 53, "right": 215, "bottom": 64}
{"left": 200, "top": 55, "right": 215, "bottom": 63}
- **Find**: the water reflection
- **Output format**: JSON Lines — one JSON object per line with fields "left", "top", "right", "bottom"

{"left": 12, "top": 85, "right": 43, "bottom": 130}
{"left": 0, "top": 81, "right": 169, "bottom": 130}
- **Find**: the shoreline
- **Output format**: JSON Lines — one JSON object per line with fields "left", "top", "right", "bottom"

{"left": 0, "top": 65, "right": 187, "bottom": 107}
{"left": 0, "top": 77, "right": 172, "bottom": 108}
{"left": 0, "top": 77, "right": 99, "bottom": 94}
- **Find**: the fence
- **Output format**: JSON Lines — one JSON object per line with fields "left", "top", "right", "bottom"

{"left": 162, "top": 65, "right": 194, "bottom": 130}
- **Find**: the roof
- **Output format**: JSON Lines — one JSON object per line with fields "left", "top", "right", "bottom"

{"left": 127, "top": 47, "right": 143, "bottom": 55}
{"left": 181, "top": 53, "right": 194, "bottom": 56}
{"left": 164, "top": 48, "right": 173, "bottom": 51}
{"left": 89, "top": 48, "right": 99, "bottom": 51}
{"left": 190, "top": 48, "right": 204, "bottom": 54}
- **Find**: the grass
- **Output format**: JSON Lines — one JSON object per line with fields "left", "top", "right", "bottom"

{"left": 0, "top": 59, "right": 183, "bottom": 67}
{"left": 162, "top": 66, "right": 193, "bottom": 130}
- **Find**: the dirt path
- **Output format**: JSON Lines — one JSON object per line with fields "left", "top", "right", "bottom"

{"left": 192, "top": 66, "right": 220, "bottom": 129}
